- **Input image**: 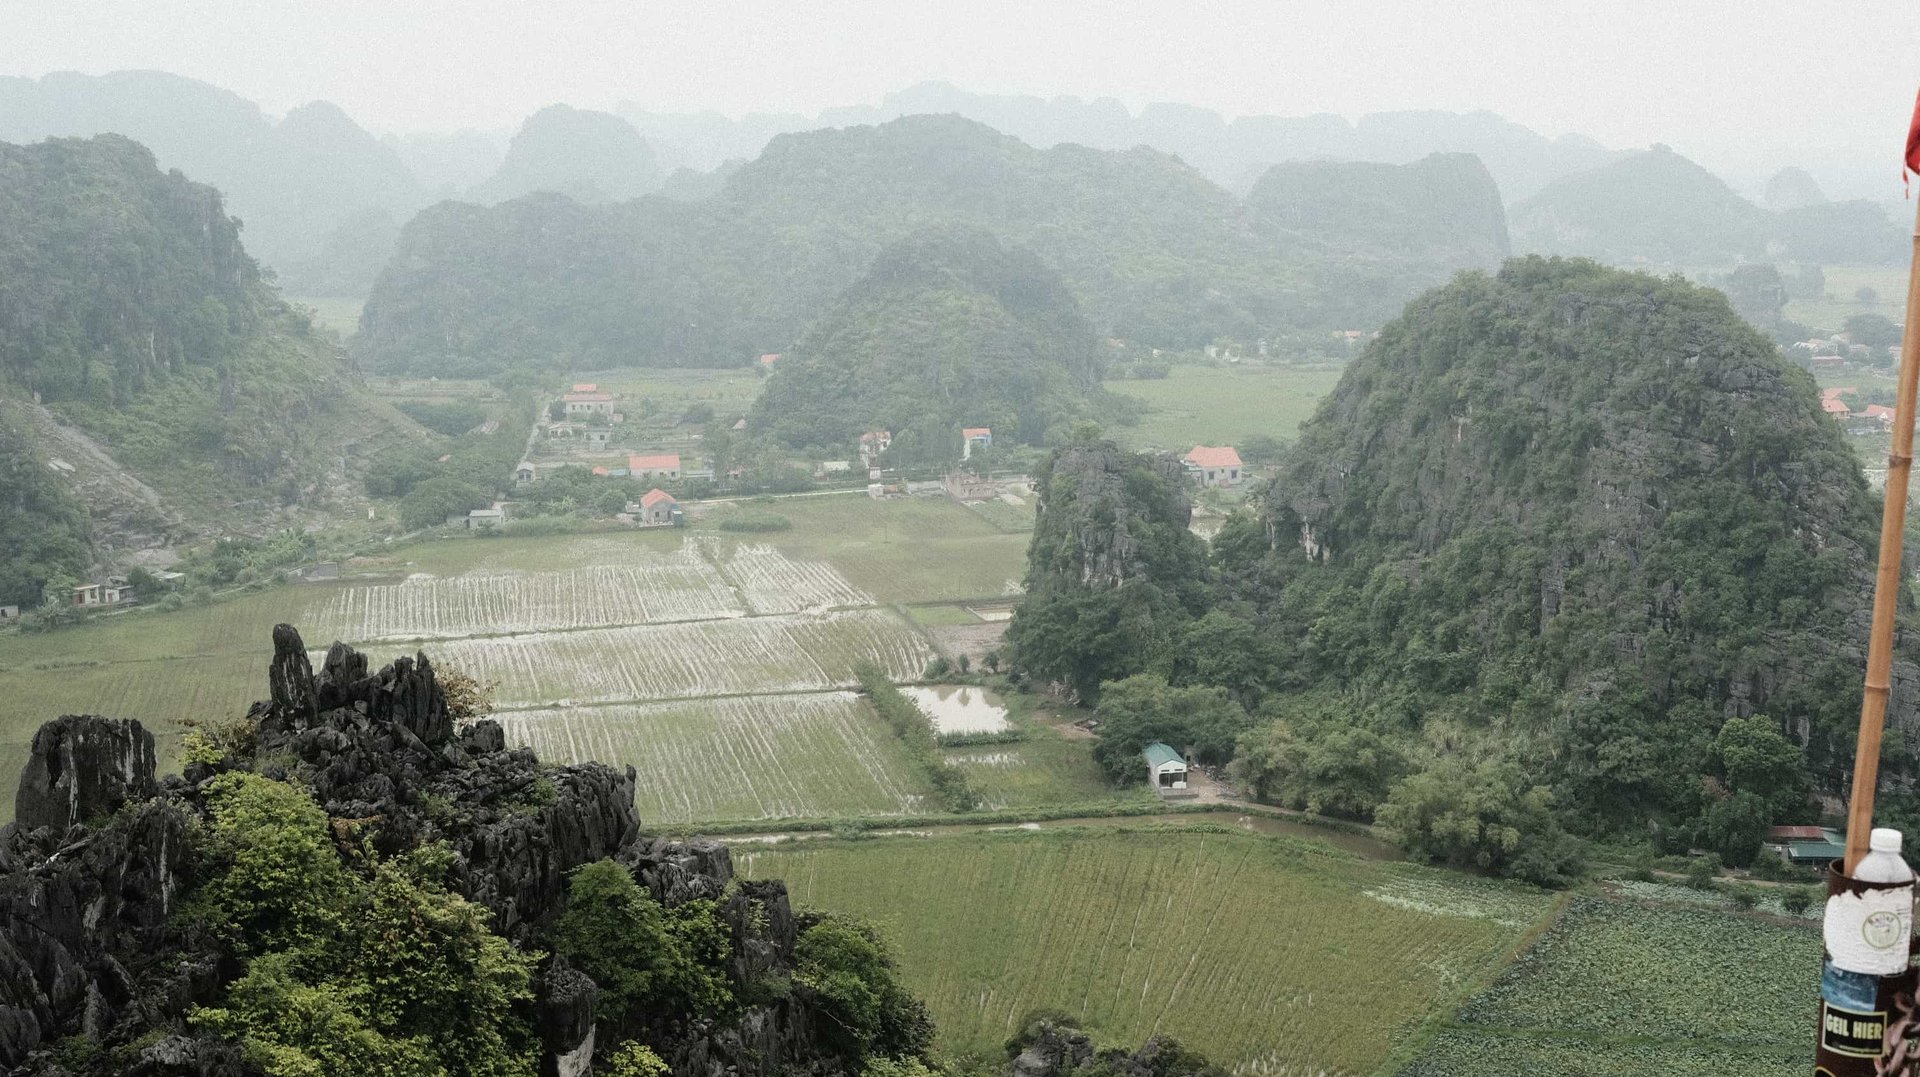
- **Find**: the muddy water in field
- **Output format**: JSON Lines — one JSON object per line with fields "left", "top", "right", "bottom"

{"left": 903, "top": 684, "right": 1011, "bottom": 734}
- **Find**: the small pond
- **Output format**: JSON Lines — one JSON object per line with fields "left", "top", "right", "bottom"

{"left": 904, "top": 684, "right": 1011, "bottom": 734}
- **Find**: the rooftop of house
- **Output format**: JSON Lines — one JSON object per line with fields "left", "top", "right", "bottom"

{"left": 641, "top": 488, "right": 676, "bottom": 508}
{"left": 962, "top": 427, "right": 992, "bottom": 439}
{"left": 1185, "top": 445, "right": 1243, "bottom": 468}
{"left": 1143, "top": 742, "right": 1184, "bottom": 769}
{"left": 571, "top": 383, "right": 598, "bottom": 393}
{"left": 1821, "top": 398, "right": 1852, "bottom": 415}
{"left": 759, "top": 353, "right": 782, "bottom": 366}
{"left": 1864, "top": 405, "right": 1897, "bottom": 419}
{"left": 628, "top": 453, "right": 683, "bottom": 471}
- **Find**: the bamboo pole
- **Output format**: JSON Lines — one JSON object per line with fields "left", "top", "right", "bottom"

{"left": 1843, "top": 195, "right": 1920, "bottom": 873}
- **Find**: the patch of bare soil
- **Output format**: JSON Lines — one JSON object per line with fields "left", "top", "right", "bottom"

{"left": 926, "top": 620, "right": 1008, "bottom": 664}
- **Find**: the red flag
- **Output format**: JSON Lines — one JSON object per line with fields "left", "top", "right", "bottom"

{"left": 1907, "top": 87, "right": 1920, "bottom": 190}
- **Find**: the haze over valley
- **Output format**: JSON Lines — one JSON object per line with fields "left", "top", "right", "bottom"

{"left": 0, "top": 6, "right": 1913, "bottom": 1076}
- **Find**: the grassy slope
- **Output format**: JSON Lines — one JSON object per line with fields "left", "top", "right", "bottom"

{"left": 1107, "top": 364, "right": 1345, "bottom": 452}
{"left": 1781, "top": 264, "right": 1910, "bottom": 335}
{"left": 739, "top": 827, "right": 1557, "bottom": 1075}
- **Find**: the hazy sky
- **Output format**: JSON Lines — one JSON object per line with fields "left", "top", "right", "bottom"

{"left": 4, "top": 1, "right": 1916, "bottom": 185}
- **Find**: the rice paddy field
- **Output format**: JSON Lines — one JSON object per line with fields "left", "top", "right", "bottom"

{"left": 739, "top": 826, "right": 1559, "bottom": 1075}
{"left": 1108, "top": 364, "right": 1346, "bottom": 453}
{"left": 0, "top": 495, "right": 1026, "bottom": 824}
{"left": 1398, "top": 892, "right": 1819, "bottom": 1076}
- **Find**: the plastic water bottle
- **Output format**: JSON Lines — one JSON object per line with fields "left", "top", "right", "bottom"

{"left": 1826, "top": 828, "right": 1915, "bottom": 976}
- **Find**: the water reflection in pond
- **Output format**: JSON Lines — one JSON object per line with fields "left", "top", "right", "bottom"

{"left": 904, "top": 684, "right": 1010, "bottom": 734}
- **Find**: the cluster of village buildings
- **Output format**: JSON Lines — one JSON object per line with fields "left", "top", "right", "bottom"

{"left": 1820, "top": 386, "right": 1898, "bottom": 432}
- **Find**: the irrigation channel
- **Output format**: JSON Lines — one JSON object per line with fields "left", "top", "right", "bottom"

{"left": 720, "top": 807, "right": 1401, "bottom": 860}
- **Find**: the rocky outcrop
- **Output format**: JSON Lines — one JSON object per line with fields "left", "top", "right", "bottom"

{"left": 13, "top": 716, "right": 157, "bottom": 834}
{"left": 1025, "top": 441, "right": 1195, "bottom": 591}
{"left": 1008, "top": 1019, "right": 1220, "bottom": 1077}
{"left": 0, "top": 626, "right": 877, "bottom": 1077}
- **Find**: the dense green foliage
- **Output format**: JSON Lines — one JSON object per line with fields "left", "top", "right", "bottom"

{"left": 186, "top": 773, "right": 541, "bottom": 1076}
{"left": 1088, "top": 675, "right": 1251, "bottom": 781}
{"left": 1005, "top": 436, "right": 1212, "bottom": 701}
{"left": 792, "top": 917, "right": 934, "bottom": 1064}
{"left": 752, "top": 228, "right": 1106, "bottom": 456}
{"left": 551, "top": 861, "right": 734, "bottom": 1042}
{"left": 1015, "top": 259, "right": 1895, "bottom": 878}
{"left": 0, "top": 133, "right": 422, "bottom": 550}
{"left": 358, "top": 116, "right": 1510, "bottom": 375}
{"left": 0, "top": 416, "right": 91, "bottom": 607}
{"left": 1218, "top": 259, "right": 1883, "bottom": 850}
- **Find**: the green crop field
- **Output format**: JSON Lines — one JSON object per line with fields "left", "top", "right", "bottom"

{"left": 0, "top": 495, "right": 1028, "bottom": 824}
{"left": 738, "top": 827, "right": 1557, "bottom": 1074}
{"left": 589, "top": 367, "right": 766, "bottom": 422}
{"left": 1109, "top": 364, "right": 1346, "bottom": 452}
{"left": 1398, "top": 893, "right": 1819, "bottom": 1075}
{"left": 1783, "top": 264, "right": 1911, "bottom": 335}
{"left": 495, "top": 691, "right": 932, "bottom": 823}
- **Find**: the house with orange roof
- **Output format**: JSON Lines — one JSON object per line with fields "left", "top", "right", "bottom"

{"left": 758, "top": 353, "right": 782, "bottom": 369}
{"left": 638, "top": 488, "right": 681, "bottom": 527}
{"left": 1821, "top": 397, "right": 1852, "bottom": 418}
{"left": 628, "top": 453, "right": 683, "bottom": 480}
{"left": 571, "top": 382, "right": 598, "bottom": 393}
{"left": 961, "top": 427, "right": 992, "bottom": 460}
{"left": 1184, "top": 445, "right": 1244, "bottom": 487}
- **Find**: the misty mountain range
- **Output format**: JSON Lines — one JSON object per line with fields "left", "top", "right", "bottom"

{"left": 0, "top": 69, "right": 1905, "bottom": 302}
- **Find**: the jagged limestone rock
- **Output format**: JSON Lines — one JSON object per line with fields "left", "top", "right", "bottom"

{"left": 13, "top": 716, "right": 158, "bottom": 835}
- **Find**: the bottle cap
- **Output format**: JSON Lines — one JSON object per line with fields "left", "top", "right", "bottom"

{"left": 1871, "top": 827, "right": 1904, "bottom": 854}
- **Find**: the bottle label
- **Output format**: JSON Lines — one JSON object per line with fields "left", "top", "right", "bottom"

{"left": 1824, "top": 887, "right": 1915, "bottom": 976}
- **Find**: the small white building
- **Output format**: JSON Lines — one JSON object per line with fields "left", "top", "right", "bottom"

{"left": 562, "top": 392, "right": 616, "bottom": 418}
{"left": 0, "top": 604, "right": 19, "bottom": 621}
{"left": 514, "top": 462, "right": 537, "bottom": 484}
{"left": 1144, "top": 742, "right": 1188, "bottom": 790}
{"left": 1184, "top": 445, "right": 1244, "bottom": 488}
{"left": 961, "top": 427, "right": 992, "bottom": 461}
{"left": 466, "top": 508, "right": 505, "bottom": 530}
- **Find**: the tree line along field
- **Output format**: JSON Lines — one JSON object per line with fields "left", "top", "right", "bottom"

{"left": 1397, "top": 892, "right": 1818, "bottom": 1075}
{"left": 740, "top": 827, "right": 1560, "bottom": 1076}
{"left": 0, "top": 496, "right": 1027, "bottom": 824}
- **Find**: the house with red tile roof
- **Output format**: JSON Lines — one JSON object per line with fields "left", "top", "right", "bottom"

{"left": 628, "top": 453, "right": 682, "bottom": 480}
{"left": 571, "top": 382, "right": 598, "bottom": 393}
{"left": 759, "top": 353, "right": 782, "bottom": 368}
{"left": 1184, "top": 445, "right": 1244, "bottom": 487}
{"left": 638, "top": 488, "right": 680, "bottom": 526}
{"left": 1821, "top": 397, "right": 1852, "bottom": 417}
{"left": 563, "top": 391, "right": 615, "bottom": 417}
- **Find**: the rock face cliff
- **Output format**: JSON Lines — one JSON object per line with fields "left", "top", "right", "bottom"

{"left": 1005, "top": 438, "right": 1212, "bottom": 700}
{"left": 0, "top": 626, "right": 859, "bottom": 1077}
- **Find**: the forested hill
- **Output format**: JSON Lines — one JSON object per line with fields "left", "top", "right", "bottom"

{"left": 1245, "top": 153, "right": 1509, "bottom": 293}
{"left": 1215, "top": 257, "right": 1912, "bottom": 838}
{"left": 355, "top": 115, "right": 1508, "bottom": 376}
{"left": 1511, "top": 143, "right": 1904, "bottom": 265}
{"left": 467, "top": 104, "right": 663, "bottom": 204}
{"left": 0, "top": 135, "right": 420, "bottom": 602}
{"left": 750, "top": 229, "right": 1105, "bottom": 458}
{"left": 0, "top": 71, "right": 424, "bottom": 278}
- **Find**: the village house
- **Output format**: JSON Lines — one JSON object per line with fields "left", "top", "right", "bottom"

{"left": 571, "top": 383, "right": 598, "bottom": 393}
{"left": 1860, "top": 404, "right": 1896, "bottom": 431}
{"left": 514, "top": 461, "right": 537, "bottom": 484}
{"left": 562, "top": 391, "right": 616, "bottom": 418}
{"left": 638, "top": 488, "right": 680, "bottom": 527}
{"left": 466, "top": 508, "right": 505, "bottom": 529}
{"left": 961, "top": 427, "right": 992, "bottom": 460}
{"left": 758, "top": 353, "right": 782, "bottom": 369}
{"left": 628, "top": 453, "right": 683, "bottom": 481}
{"left": 1184, "top": 445, "right": 1244, "bottom": 487}
{"left": 71, "top": 581, "right": 130, "bottom": 608}
{"left": 1821, "top": 397, "right": 1852, "bottom": 418}
{"left": 1143, "top": 742, "right": 1189, "bottom": 792}
{"left": 943, "top": 470, "right": 998, "bottom": 501}
{"left": 0, "top": 605, "right": 18, "bottom": 622}
{"left": 859, "top": 430, "right": 893, "bottom": 464}
{"left": 1765, "top": 825, "right": 1845, "bottom": 868}
{"left": 586, "top": 428, "right": 613, "bottom": 448}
